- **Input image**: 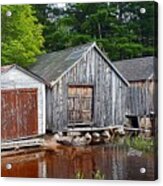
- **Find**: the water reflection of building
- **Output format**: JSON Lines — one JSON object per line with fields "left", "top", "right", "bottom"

{"left": 1, "top": 151, "right": 46, "bottom": 178}
{"left": 126, "top": 153, "right": 155, "bottom": 180}
{"left": 2, "top": 146, "right": 155, "bottom": 180}
{"left": 43, "top": 145, "right": 154, "bottom": 180}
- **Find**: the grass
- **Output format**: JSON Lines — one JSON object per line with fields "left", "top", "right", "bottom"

{"left": 75, "top": 170, "right": 105, "bottom": 179}
{"left": 124, "top": 136, "right": 154, "bottom": 152}
{"left": 75, "top": 171, "right": 84, "bottom": 179}
{"left": 93, "top": 170, "right": 105, "bottom": 179}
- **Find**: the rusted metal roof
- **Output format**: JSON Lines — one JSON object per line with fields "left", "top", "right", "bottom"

{"left": 113, "top": 56, "right": 157, "bottom": 81}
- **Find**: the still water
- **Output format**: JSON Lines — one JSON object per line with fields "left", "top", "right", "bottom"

{"left": 1, "top": 143, "right": 156, "bottom": 180}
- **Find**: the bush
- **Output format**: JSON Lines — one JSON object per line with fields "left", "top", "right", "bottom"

{"left": 125, "top": 136, "right": 154, "bottom": 152}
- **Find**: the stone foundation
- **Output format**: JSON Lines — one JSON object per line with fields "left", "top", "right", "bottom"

{"left": 52, "top": 127, "right": 127, "bottom": 146}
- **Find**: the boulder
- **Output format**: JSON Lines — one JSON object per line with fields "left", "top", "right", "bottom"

{"left": 56, "top": 134, "right": 92, "bottom": 146}
{"left": 72, "top": 136, "right": 82, "bottom": 146}
{"left": 93, "top": 138, "right": 101, "bottom": 143}
{"left": 72, "top": 136, "right": 91, "bottom": 146}
{"left": 101, "top": 131, "right": 111, "bottom": 139}
{"left": 115, "top": 127, "right": 125, "bottom": 136}
{"left": 92, "top": 132, "right": 100, "bottom": 138}
{"left": 58, "top": 131, "right": 63, "bottom": 136}
{"left": 56, "top": 136, "right": 73, "bottom": 146}
{"left": 53, "top": 133, "right": 60, "bottom": 141}
{"left": 127, "top": 148, "right": 142, "bottom": 157}
{"left": 85, "top": 132, "right": 92, "bottom": 140}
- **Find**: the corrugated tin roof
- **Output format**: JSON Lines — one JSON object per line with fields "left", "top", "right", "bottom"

{"left": 113, "top": 56, "right": 157, "bottom": 81}
{"left": 29, "top": 43, "right": 93, "bottom": 82}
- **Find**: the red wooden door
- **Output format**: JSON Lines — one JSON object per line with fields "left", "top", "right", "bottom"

{"left": 1, "top": 90, "right": 17, "bottom": 140}
{"left": 68, "top": 86, "right": 93, "bottom": 124}
{"left": 1, "top": 88, "right": 38, "bottom": 141}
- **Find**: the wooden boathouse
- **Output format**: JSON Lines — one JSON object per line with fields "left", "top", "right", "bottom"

{"left": 114, "top": 57, "right": 158, "bottom": 129}
{"left": 1, "top": 64, "right": 47, "bottom": 142}
{"left": 30, "top": 42, "right": 130, "bottom": 132}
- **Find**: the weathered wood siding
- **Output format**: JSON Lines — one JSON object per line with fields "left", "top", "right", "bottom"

{"left": 67, "top": 86, "right": 93, "bottom": 124}
{"left": 127, "top": 80, "right": 156, "bottom": 116}
{"left": 47, "top": 47, "right": 128, "bottom": 131}
{"left": 1, "top": 88, "right": 38, "bottom": 141}
{"left": 1, "top": 68, "right": 46, "bottom": 135}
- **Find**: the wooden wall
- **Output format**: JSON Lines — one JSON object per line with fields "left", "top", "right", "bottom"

{"left": 46, "top": 47, "right": 128, "bottom": 131}
{"left": 1, "top": 88, "right": 38, "bottom": 141}
{"left": 127, "top": 80, "right": 156, "bottom": 116}
{"left": 1, "top": 67, "right": 46, "bottom": 135}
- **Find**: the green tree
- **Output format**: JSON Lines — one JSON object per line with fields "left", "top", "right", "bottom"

{"left": 2, "top": 5, "right": 44, "bottom": 67}
{"left": 32, "top": 2, "right": 157, "bottom": 61}
{"left": 33, "top": 4, "right": 69, "bottom": 52}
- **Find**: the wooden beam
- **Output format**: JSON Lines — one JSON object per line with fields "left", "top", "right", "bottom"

{"left": 1, "top": 138, "right": 44, "bottom": 150}
{"left": 65, "top": 125, "right": 123, "bottom": 132}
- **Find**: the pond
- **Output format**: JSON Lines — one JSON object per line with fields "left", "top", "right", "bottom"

{"left": 1, "top": 141, "right": 157, "bottom": 180}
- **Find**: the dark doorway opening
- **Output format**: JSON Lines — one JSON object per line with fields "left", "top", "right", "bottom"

{"left": 126, "top": 115, "right": 139, "bottom": 128}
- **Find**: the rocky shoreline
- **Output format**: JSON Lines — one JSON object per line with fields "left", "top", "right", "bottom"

{"left": 52, "top": 127, "right": 126, "bottom": 146}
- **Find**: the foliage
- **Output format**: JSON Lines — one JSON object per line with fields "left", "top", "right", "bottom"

{"left": 75, "top": 170, "right": 105, "bottom": 179}
{"left": 1, "top": 2, "right": 157, "bottom": 67}
{"left": 124, "top": 136, "right": 154, "bottom": 152}
{"left": 1, "top": 5, "right": 44, "bottom": 67}
{"left": 75, "top": 171, "right": 84, "bottom": 179}
{"left": 33, "top": 2, "right": 157, "bottom": 61}
{"left": 93, "top": 170, "right": 105, "bottom": 180}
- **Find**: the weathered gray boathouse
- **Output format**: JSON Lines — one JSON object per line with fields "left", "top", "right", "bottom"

{"left": 114, "top": 57, "right": 158, "bottom": 129}
{"left": 30, "top": 42, "right": 130, "bottom": 132}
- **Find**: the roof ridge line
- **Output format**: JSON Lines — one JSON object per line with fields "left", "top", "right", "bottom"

{"left": 113, "top": 56, "right": 155, "bottom": 63}
{"left": 94, "top": 43, "right": 130, "bottom": 86}
{"left": 50, "top": 43, "right": 94, "bottom": 87}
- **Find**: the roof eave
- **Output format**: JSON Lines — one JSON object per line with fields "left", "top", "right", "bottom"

{"left": 15, "top": 65, "right": 51, "bottom": 87}
{"left": 50, "top": 43, "right": 95, "bottom": 87}
{"left": 1, "top": 64, "right": 16, "bottom": 74}
{"left": 50, "top": 42, "right": 130, "bottom": 88}
{"left": 93, "top": 44, "right": 130, "bottom": 87}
